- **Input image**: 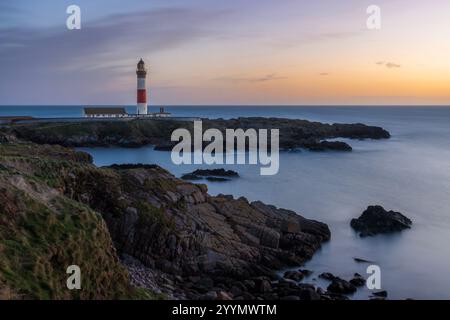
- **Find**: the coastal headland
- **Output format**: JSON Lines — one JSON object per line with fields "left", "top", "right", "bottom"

{"left": 2, "top": 117, "right": 390, "bottom": 151}
{"left": 0, "top": 117, "right": 390, "bottom": 300}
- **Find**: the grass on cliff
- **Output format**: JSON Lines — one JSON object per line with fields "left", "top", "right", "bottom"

{"left": 0, "top": 186, "right": 139, "bottom": 299}
{"left": 0, "top": 143, "right": 162, "bottom": 300}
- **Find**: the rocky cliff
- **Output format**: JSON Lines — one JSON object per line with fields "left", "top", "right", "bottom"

{"left": 0, "top": 140, "right": 330, "bottom": 299}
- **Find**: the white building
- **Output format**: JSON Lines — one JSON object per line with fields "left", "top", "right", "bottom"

{"left": 83, "top": 107, "right": 128, "bottom": 118}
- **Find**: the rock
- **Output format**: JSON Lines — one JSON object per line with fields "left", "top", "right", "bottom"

{"left": 193, "top": 277, "right": 214, "bottom": 292}
{"left": 284, "top": 271, "right": 304, "bottom": 282}
{"left": 217, "top": 291, "right": 233, "bottom": 300}
{"left": 206, "top": 177, "right": 230, "bottom": 182}
{"left": 372, "top": 290, "right": 388, "bottom": 298}
{"left": 181, "top": 169, "right": 238, "bottom": 182}
{"left": 299, "top": 269, "right": 313, "bottom": 277}
{"left": 5, "top": 117, "right": 390, "bottom": 151}
{"left": 327, "top": 278, "right": 357, "bottom": 294}
{"left": 154, "top": 144, "right": 176, "bottom": 151}
{"left": 319, "top": 272, "right": 336, "bottom": 281}
{"left": 349, "top": 274, "right": 366, "bottom": 287}
{"left": 203, "top": 291, "right": 218, "bottom": 300}
{"left": 353, "top": 257, "right": 374, "bottom": 263}
{"left": 351, "top": 205, "right": 412, "bottom": 237}
{"left": 325, "top": 293, "right": 350, "bottom": 300}
{"left": 191, "top": 169, "right": 239, "bottom": 177}
{"left": 280, "top": 295, "right": 300, "bottom": 300}
{"left": 0, "top": 141, "right": 332, "bottom": 301}
{"left": 305, "top": 140, "right": 352, "bottom": 152}
{"left": 257, "top": 279, "right": 272, "bottom": 293}
{"left": 181, "top": 174, "right": 203, "bottom": 181}
{"left": 298, "top": 288, "right": 321, "bottom": 301}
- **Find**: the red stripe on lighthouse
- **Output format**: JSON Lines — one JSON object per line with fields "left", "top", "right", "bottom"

{"left": 137, "top": 90, "right": 147, "bottom": 103}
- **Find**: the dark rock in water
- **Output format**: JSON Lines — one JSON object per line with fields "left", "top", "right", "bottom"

{"left": 320, "top": 141, "right": 352, "bottom": 151}
{"left": 154, "top": 144, "right": 175, "bottom": 151}
{"left": 353, "top": 257, "right": 374, "bottom": 264}
{"left": 303, "top": 140, "right": 352, "bottom": 152}
{"left": 181, "top": 169, "right": 239, "bottom": 182}
{"left": 298, "top": 287, "right": 321, "bottom": 301}
{"left": 319, "top": 272, "right": 336, "bottom": 281}
{"left": 181, "top": 173, "right": 203, "bottom": 181}
{"left": 192, "top": 168, "right": 239, "bottom": 177}
{"left": 350, "top": 274, "right": 366, "bottom": 287}
{"left": 298, "top": 269, "right": 313, "bottom": 277}
{"left": 284, "top": 270, "right": 304, "bottom": 282}
{"left": 351, "top": 205, "right": 412, "bottom": 237}
{"left": 206, "top": 177, "right": 230, "bottom": 182}
{"left": 324, "top": 293, "right": 350, "bottom": 300}
{"left": 372, "top": 290, "right": 388, "bottom": 298}
{"left": 327, "top": 278, "right": 357, "bottom": 294}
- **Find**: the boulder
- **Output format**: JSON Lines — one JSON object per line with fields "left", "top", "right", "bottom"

{"left": 372, "top": 290, "right": 388, "bottom": 298}
{"left": 284, "top": 271, "right": 304, "bottom": 282}
{"left": 327, "top": 278, "right": 357, "bottom": 294}
{"left": 319, "top": 272, "right": 336, "bottom": 281}
{"left": 351, "top": 205, "right": 412, "bottom": 237}
{"left": 349, "top": 274, "right": 366, "bottom": 287}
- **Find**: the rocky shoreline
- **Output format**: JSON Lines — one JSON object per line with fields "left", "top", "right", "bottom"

{"left": 0, "top": 117, "right": 392, "bottom": 300}
{"left": 1, "top": 117, "right": 390, "bottom": 152}
{"left": 0, "top": 138, "right": 334, "bottom": 300}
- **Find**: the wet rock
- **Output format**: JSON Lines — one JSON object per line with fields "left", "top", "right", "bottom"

{"left": 327, "top": 278, "right": 357, "bottom": 294}
{"left": 353, "top": 257, "right": 374, "bottom": 263}
{"left": 351, "top": 206, "right": 412, "bottom": 237}
{"left": 284, "top": 270, "right": 304, "bottom": 282}
{"left": 319, "top": 272, "right": 336, "bottom": 281}
{"left": 299, "top": 269, "right": 313, "bottom": 277}
{"left": 298, "top": 288, "right": 321, "bottom": 300}
{"left": 281, "top": 295, "right": 300, "bottom": 300}
{"left": 372, "top": 290, "right": 388, "bottom": 298}
{"left": 191, "top": 169, "right": 239, "bottom": 177}
{"left": 350, "top": 274, "right": 366, "bottom": 287}
{"left": 305, "top": 140, "right": 352, "bottom": 152}
{"left": 181, "top": 173, "right": 203, "bottom": 181}
{"left": 206, "top": 177, "right": 230, "bottom": 182}
{"left": 181, "top": 169, "right": 238, "bottom": 182}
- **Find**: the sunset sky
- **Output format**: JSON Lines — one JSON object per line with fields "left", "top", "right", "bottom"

{"left": 1, "top": 0, "right": 450, "bottom": 105}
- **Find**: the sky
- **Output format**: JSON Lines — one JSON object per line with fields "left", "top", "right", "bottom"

{"left": 1, "top": 0, "right": 450, "bottom": 105}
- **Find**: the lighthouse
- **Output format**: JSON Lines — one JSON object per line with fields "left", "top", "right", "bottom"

{"left": 136, "top": 59, "right": 148, "bottom": 115}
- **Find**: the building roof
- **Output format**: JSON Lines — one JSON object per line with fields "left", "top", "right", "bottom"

{"left": 0, "top": 116, "right": 35, "bottom": 120}
{"left": 84, "top": 107, "right": 127, "bottom": 115}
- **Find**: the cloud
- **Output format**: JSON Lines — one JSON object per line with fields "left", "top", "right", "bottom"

{"left": 214, "top": 73, "right": 287, "bottom": 84}
{"left": 386, "top": 62, "right": 401, "bottom": 69}
{"left": 319, "top": 72, "right": 330, "bottom": 76}
{"left": 376, "top": 61, "right": 401, "bottom": 69}
{"left": 0, "top": 7, "right": 231, "bottom": 104}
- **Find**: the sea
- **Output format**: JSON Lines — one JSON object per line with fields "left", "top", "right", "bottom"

{"left": 2, "top": 105, "right": 450, "bottom": 300}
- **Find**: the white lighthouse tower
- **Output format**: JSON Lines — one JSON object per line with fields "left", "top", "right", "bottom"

{"left": 136, "top": 59, "right": 148, "bottom": 115}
